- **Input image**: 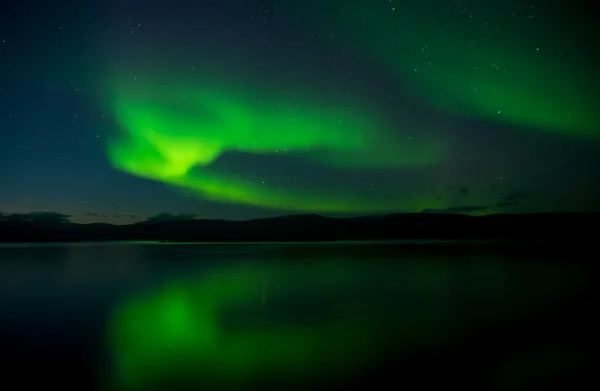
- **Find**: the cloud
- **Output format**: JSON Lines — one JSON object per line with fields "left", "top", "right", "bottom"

{"left": 0, "top": 211, "right": 71, "bottom": 223}
{"left": 82, "top": 212, "right": 143, "bottom": 220}
{"left": 421, "top": 205, "right": 488, "bottom": 214}
{"left": 112, "top": 213, "right": 140, "bottom": 218}
{"left": 496, "top": 192, "right": 528, "bottom": 208}
{"left": 440, "top": 185, "right": 470, "bottom": 198}
{"left": 145, "top": 213, "right": 197, "bottom": 222}
{"left": 496, "top": 200, "right": 518, "bottom": 208}
{"left": 421, "top": 191, "right": 528, "bottom": 214}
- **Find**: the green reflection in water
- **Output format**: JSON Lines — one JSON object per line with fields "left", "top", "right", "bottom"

{"left": 104, "top": 257, "right": 577, "bottom": 390}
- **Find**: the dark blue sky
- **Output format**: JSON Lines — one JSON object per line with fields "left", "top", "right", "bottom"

{"left": 1, "top": 0, "right": 598, "bottom": 224}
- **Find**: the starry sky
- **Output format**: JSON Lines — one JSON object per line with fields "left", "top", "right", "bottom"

{"left": 1, "top": 0, "right": 599, "bottom": 224}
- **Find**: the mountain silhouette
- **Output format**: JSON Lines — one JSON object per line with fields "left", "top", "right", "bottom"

{"left": 0, "top": 212, "right": 595, "bottom": 243}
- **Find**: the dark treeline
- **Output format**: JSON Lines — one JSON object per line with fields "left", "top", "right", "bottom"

{"left": 0, "top": 212, "right": 596, "bottom": 243}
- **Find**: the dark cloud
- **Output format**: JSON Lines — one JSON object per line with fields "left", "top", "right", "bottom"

{"left": 496, "top": 192, "right": 528, "bottom": 208}
{"left": 421, "top": 205, "right": 489, "bottom": 214}
{"left": 496, "top": 200, "right": 518, "bottom": 208}
{"left": 0, "top": 211, "right": 71, "bottom": 223}
{"left": 146, "top": 213, "right": 197, "bottom": 222}
{"left": 122, "top": 212, "right": 141, "bottom": 218}
{"left": 439, "top": 185, "right": 470, "bottom": 198}
{"left": 82, "top": 212, "right": 141, "bottom": 219}
{"left": 112, "top": 213, "right": 140, "bottom": 219}
{"left": 503, "top": 192, "right": 528, "bottom": 202}
{"left": 422, "top": 191, "right": 528, "bottom": 213}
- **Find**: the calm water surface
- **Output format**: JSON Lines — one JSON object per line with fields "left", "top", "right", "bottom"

{"left": 0, "top": 242, "right": 593, "bottom": 390}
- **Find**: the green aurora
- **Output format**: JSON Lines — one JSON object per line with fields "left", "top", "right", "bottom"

{"left": 104, "top": 0, "right": 598, "bottom": 213}
{"left": 291, "top": 0, "right": 599, "bottom": 137}
{"left": 106, "top": 79, "right": 444, "bottom": 213}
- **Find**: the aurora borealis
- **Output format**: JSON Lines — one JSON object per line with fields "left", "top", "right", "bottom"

{"left": 291, "top": 0, "right": 599, "bottom": 137}
{"left": 1, "top": 0, "right": 599, "bottom": 221}
{"left": 106, "top": 78, "right": 443, "bottom": 212}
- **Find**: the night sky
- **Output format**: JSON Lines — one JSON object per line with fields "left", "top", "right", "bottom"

{"left": 1, "top": 0, "right": 598, "bottom": 224}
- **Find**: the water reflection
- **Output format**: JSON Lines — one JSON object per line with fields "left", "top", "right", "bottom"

{"left": 64, "top": 244, "right": 147, "bottom": 284}
{"left": 105, "top": 256, "right": 584, "bottom": 390}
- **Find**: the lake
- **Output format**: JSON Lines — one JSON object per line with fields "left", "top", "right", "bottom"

{"left": 0, "top": 241, "right": 592, "bottom": 390}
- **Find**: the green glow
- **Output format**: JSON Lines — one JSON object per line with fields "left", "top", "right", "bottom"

{"left": 106, "top": 261, "right": 455, "bottom": 389}
{"left": 107, "top": 79, "right": 443, "bottom": 212}
{"left": 293, "top": 0, "right": 599, "bottom": 136}
{"left": 107, "top": 263, "right": 394, "bottom": 389}
{"left": 105, "top": 258, "right": 576, "bottom": 390}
